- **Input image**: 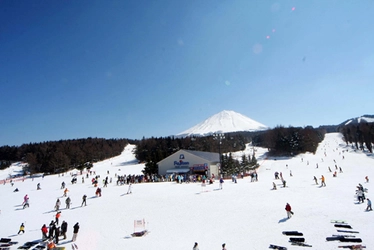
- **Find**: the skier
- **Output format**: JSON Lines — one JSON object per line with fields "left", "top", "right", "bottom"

{"left": 18, "top": 223, "right": 25, "bottom": 234}
{"left": 313, "top": 176, "right": 318, "bottom": 185}
{"left": 37, "top": 183, "right": 41, "bottom": 190}
{"left": 61, "top": 181, "right": 65, "bottom": 189}
{"left": 219, "top": 177, "right": 224, "bottom": 189}
{"left": 320, "top": 175, "right": 326, "bottom": 187}
{"left": 285, "top": 203, "right": 293, "bottom": 218}
{"left": 127, "top": 183, "right": 132, "bottom": 194}
{"left": 23, "top": 197, "right": 30, "bottom": 209}
{"left": 272, "top": 182, "right": 277, "bottom": 190}
{"left": 61, "top": 221, "right": 68, "bottom": 239}
{"left": 23, "top": 194, "right": 29, "bottom": 205}
{"left": 63, "top": 188, "right": 69, "bottom": 197}
{"left": 193, "top": 242, "right": 199, "bottom": 250}
{"left": 55, "top": 198, "right": 61, "bottom": 211}
{"left": 81, "top": 194, "right": 87, "bottom": 206}
{"left": 65, "top": 197, "right": 71, "bottom": 209}
{"left": 72, "top": 222, "right": 79, "bottom": 242}
{"left": 55, "top": 211, "right": 61, "bottom": 225}
{"left": 95, "top": 187, "right": 102, "bottom": 197}
{"left": 366, "top": 198, "right": 372, "bottom": 211}
{"left": 222, "top": 243, "right": 227, "bottom": 250}
{"left": 282, "top": 179, "right": 287, "bottom": 188}
{"left": 41, "top": 224, "right": 48, "bottom": 240}
{"left": 365, "top": 176, "right": 369, "bottom": 183}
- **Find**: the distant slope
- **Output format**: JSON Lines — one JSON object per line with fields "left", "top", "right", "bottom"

{"left": 177, "top": 110, "right": 268, "bottom": 137}
{"left": 339, "top": 114, "right": 374, "bottom": 126}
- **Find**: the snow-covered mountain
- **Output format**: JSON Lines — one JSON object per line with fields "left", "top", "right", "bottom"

{"left": 341, "top": 115, "right": 374, "bottom": 126}
{"left": 177, "top": 110, "right": 268, "bottom": 137}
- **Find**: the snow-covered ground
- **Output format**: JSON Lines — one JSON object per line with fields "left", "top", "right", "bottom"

{"left": 0, "top": 133, "right": 373, "bottom": 250}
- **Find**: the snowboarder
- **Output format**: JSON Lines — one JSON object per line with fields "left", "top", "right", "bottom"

{"left": 18, "top": 223, "right": 25, "bottom": 234}
{"left": 321, "top": 175, "right": 326, "bottom": 187}
{"left": 366, "top": 198, "right": 372, "bottom": 211}
{"left": 61, "top": 221, "right": 68, "bottom": 239}
{"left": 41, "top": 224, "right": 48, "bottom": 240}
{"left": 55, "top": 198, "right": 61, "bottom": 211}
{"left": 285, "top": 203, "right": 293, "bottom": 218}
{"left": 72, "top": 222, "right": 79, "bottom": 242}
{"left": 81, "top": 194, "right": 87, "bottom": 206}
{"left": 65, "top": 197, "right": 71, "bottom": 209}
{"left": 193, "top": 242, "right": 199, "bottom": 250}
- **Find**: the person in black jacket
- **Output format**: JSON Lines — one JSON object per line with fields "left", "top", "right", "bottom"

{"left": 61, "top": 221, "right": 68, "bottom": 239}
{"left": 72, "top": 222, "right": 79, "bottom": 242}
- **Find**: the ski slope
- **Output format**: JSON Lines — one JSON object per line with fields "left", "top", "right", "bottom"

{"left": 0, "top": 133, "right": 373, "bottom": 249}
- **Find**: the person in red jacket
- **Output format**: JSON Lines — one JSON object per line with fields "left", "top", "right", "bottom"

{"left": 41, "top": 224, "right": 48, "bottom": 240}
{"left": 285, "top": 203, "right": 293, "bottom": 218}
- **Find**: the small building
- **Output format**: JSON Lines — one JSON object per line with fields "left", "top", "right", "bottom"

{"left": 157, "top": 150, "right": 220, "bottom": 177}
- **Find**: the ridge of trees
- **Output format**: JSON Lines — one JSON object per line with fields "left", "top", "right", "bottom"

{"left": 0, "top": 138, "right": 131, "bottom": 174}
{"left": 0, "top": 126, "right": 328, "bottom": 176}
{"left": 340, "top": 122, "right": 374, "bottom": 153}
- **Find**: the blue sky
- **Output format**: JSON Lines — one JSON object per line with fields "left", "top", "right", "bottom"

{"left": 1, "top": 0, "right": 373, "bottom": 146}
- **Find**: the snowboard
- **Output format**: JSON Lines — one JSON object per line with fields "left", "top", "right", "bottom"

{"left": 340, "top": 238, "right": 362, "bottom": 243}
{"left": 269, "top": 244, "right": 287, "bottom": 250}
{"left": 291, "top": 242, "right": 312, "bottom": 247}
{"left": 335, "top": 224, "right": 353, "bottom": 229}
{"left": 337, "top": 230, "right": 360, "bottom": 234}
{"left": 282, "top": 231, "right": 303, "bottom": 236}
{"left": 289, "top": 237, "right": 305, "bottom": 243}
{"left": 338, "top": 245, "right": 366, "bottom": 249}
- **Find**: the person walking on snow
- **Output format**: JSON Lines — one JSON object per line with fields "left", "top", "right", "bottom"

{"left": 285, "top": 203, "right": 293, "bottom": 218}
{"left": 41, "top": 224, "right": 48, "bottom": 240}
{"left": 18, "top": 223, "right": 25, "bottom": 234}
{"left": 366, "top": 198, "right": 372, "bottom": 211}
{"left": 55, "top": 198, "right": 61, "bottom": 211}
{"left": 65, "top": 197, "right": 71, "bottom": 209}
{"left": 219, "top": 177, "right": 224, "bottom": 189}
{"left": 55, "top": 211, "right": 61, "bottom": 225}
{"left": 72, "top": 222, "right": 79, "bottom": 242}
{"left": 61, "top": 221, "right": 68, "bottom": 239}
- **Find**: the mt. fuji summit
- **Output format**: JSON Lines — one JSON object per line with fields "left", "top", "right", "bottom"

{"left": 177, "top": 110, "right": 268, "bottom": 137}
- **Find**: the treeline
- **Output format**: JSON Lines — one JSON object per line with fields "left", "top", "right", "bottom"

{"left": 340, "top": 122, "right": 374, "bottom": 153}
{"left": 0, "top": 138, "right": 129, "bottom": 174}
{"left": 252, "top": 126, "right": 325, "bottom": 156}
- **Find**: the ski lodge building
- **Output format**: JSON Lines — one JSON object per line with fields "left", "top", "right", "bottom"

{"left": 157, "top": 150, "right": 220, "bottom": 177}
